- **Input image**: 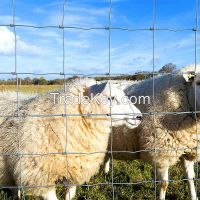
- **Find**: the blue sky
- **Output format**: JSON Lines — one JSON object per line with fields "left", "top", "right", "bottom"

{"left": 0, "top": 0, "right": 199, "bottom": 79}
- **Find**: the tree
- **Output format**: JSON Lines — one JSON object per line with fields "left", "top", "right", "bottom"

{"left": 38, "top": 77, "right": 48, "bottom": 85}
{"left": 159, "top": 63, "right": 177, "bottom": 74}
{"left": 135, "top": 73, "right": 146, "bottom": 80}
{"left": 32, "top": 78, "right": 39, "bottom": 85}
{"left": 23, "top": 77, "right": 32, "bottom": 85}
{"left": 134, "top": 71, "right": 152, "bottom": 80}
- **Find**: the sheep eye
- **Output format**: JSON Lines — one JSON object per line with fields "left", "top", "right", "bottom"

{"left": 108, "top": 97, "right": 115, "bottom": 101}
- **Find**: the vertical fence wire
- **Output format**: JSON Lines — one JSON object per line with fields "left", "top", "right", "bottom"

{"left": 11, "top": 0, "right": 25, "bottom": 199}
{"left": 61, "top": 0, "right": 71, "bottom": 199}
{"left": 195, "top": 0, "right": 199, "bottom": 196}
{"left": 107, "top": 0, "right": 115, "bottom": 199}
{"left": 152, "top": 0, "right": 157, "bottom": 199}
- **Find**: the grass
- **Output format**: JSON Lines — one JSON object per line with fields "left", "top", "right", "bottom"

{"left": 0, "top": 85, "right": 62, "bottom": 93}
{"left": 0, "top": 85, "right": 198, "bottom": 199}
{"left": 73, "top": 160, "right": 194, "bottom": 200}
{"left": 0, "top": 160, "right": 197, "bottom": 200}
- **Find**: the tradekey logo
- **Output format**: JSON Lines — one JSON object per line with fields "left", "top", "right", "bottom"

{"left": 50, "top": 92, "right": 150, "bottom": 106}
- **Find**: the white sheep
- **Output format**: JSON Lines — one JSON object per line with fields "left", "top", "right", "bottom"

{"left": 0, "top": 91, "right": 36, "bottom": 125}
{"left": 0, "top": 79, "right": 142, "bottom": 200}
{"left": 105, "top": 64, "right": 200, "bottom": 200}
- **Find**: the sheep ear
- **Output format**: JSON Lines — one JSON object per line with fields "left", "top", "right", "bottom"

{"left": 183, "top": 72, "right": 195, "bottom": 82}
{"left": 79, "top": 102, "right": 92, "bottom": 115}
{"left": 88, "top": 82, "right": 108, "bottom": 97}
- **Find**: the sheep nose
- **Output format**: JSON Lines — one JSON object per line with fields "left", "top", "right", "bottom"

{"left": 136, "top": 115, "right": 142, "bottom": 120}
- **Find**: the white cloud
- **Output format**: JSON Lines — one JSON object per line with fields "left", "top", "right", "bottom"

{"left": 0, "top": 27, "right": 15, "bottom": 54}
{"left": 66, "top": 39, "right": 90, "bottom": 48}
{"left": 0, "top": 15, "right": 15, "bottom": 24}
{"left": 66, "top": 6, "right": 109, "bottom": 17}
{"left": 0, "top": 15, "right": 36, "bottom": 26}
{"left": 0, "top": 27, "right": 43, "bottom": 56}
{"left": 41, "top": 1, "right": 109, "bottom": 27}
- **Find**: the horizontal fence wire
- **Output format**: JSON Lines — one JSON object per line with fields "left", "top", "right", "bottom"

{"left": 0, "top": 147, "right": 199, "bottom": 157}
{"left": 1, "top": 71, "right": 200, "bottom": 77}
{"left": 0, "top": 0, "right": 199, "bottom": 199}
{"left": 0, "top": 24, "right": 199, "bottom": 32}
{"left": 1, "top": 177, "right": 200, "bottom": 190}
{"left": 0, "top": 111, "right": 200, "bottom": 118}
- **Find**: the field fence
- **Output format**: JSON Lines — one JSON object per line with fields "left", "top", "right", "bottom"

{"left": 0, "top": 0, "right": 200, "bottom": 199}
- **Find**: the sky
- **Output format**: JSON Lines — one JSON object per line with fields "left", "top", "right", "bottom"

{"left": 0, "top": 0, "right": 199, "bottom": 79}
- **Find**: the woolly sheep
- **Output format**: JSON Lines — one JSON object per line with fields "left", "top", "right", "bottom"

{"left": 0, "top": 91, "right": 36, "bottom": 125}
{"left": 105, "top": 64, "right": 200, "bottom": 200}
{"left": 0, "top": 79, "right": 142, "bottom": 200}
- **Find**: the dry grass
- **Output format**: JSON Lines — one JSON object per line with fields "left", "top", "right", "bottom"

{"left": 0, "top": 85, "right": 62, "bottom": 93}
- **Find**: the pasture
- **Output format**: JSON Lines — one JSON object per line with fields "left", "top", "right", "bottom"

{"left": 0, "top": 160, "right": 195, "bottom": 200}
{"left": 0, "top": 85, "right": 62, "bottom": 94}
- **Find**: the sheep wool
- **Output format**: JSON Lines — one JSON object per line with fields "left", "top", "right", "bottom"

{"left": 125, "top": 73, "right": 198, "bottom": 167}
{"left": 0, "top": 80, "right": 111, "bottom": 197}
{"left": 104, "top": 65, "right": 200, "bottom": 200}
{"left": 0, "top": 91, "right": 36, "bottom": 125}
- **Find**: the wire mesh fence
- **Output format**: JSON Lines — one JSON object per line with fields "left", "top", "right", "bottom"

{"left": 0, "top": 0, "right": 200, "bottom": 199}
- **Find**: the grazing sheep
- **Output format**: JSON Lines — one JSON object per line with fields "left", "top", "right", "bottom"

{"left": 0, "top": 79, "right": 142, "bottom": 200}
{"left": 105, "top": 64, "right": 200, "bottom": 200}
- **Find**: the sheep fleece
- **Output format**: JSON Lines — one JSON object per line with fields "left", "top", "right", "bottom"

{"left": 124, "top": 74, "right": 198, "bottom": 168}
{"left": 0, "top": 86, "right": 110, "bottom": 196}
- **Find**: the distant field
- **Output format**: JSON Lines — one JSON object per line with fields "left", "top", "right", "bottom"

{"left": 0, "top": 85, "right": 62, "bottom": 93}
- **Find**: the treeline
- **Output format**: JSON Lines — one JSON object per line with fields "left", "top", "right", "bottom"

{"left": 0, "top": 63, "right": 177, "bottom": 85}
{"left": 0, "top": 73, "right": 151, "bottom": 85}
{"left": 96, "top": 63, "right": 177, "bottom": 81}
{"left": 95, "top": 72, "right": 152, "bottom": 81}
{"left": 0, "top": 77, "right": 63, "bottom": 85}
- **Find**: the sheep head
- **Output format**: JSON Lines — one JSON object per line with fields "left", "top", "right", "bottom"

{"left": 183, "top": 71, "right": 200, "bottom": 112}
{"left": 86, "top": 82, "right": 142, "bottom": 129}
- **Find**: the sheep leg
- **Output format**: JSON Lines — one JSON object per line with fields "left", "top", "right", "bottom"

{"left": 42, "top": 188, "right": 58, "bottom": 200}
{"left": 65, "top": 186, "right": 76, "bottom": 200}
{"left": 157, "top": 166, "right": 169, "bottom": 200}
{"left": 183, "top": 158, "right": 198, "bottom": 200}
{"left": 17, "top": 189, "right": 21, "bottom": 200}
{"left": 104, "top": 158, "right": 110, "bottom": 174}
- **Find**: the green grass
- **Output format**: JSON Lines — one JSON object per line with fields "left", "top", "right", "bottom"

{"left": 73, "top": 160, "right": 192, "bottom": 200}
{"left": 0, "top": 160, "right": 198, "bottom": 200}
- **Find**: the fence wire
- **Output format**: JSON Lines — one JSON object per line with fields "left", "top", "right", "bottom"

{"left": 152, "top": 0, "right": 157, "bottom": 198}
{"left": 0, "top": 0, "right": 199, "bottom": 199}
{"left": 11, "top": 0, "right": 25, "bottom": 198}
{"left": 194, "top": 0, "right": 199, "bottom": 197}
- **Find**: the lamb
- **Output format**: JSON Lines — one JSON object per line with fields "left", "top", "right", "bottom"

{"left": 0, "top": 79, "right": 142, "bottom": 200}
{"left": 105, "top": 64, "right": 200, "bottom": 200}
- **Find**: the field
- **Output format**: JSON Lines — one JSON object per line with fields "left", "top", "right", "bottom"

{"left": 0, "top": 85, "right": 62, "bottom": 94}
{"left": 0, "top": 85, "right": 198, "bottom": 200}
